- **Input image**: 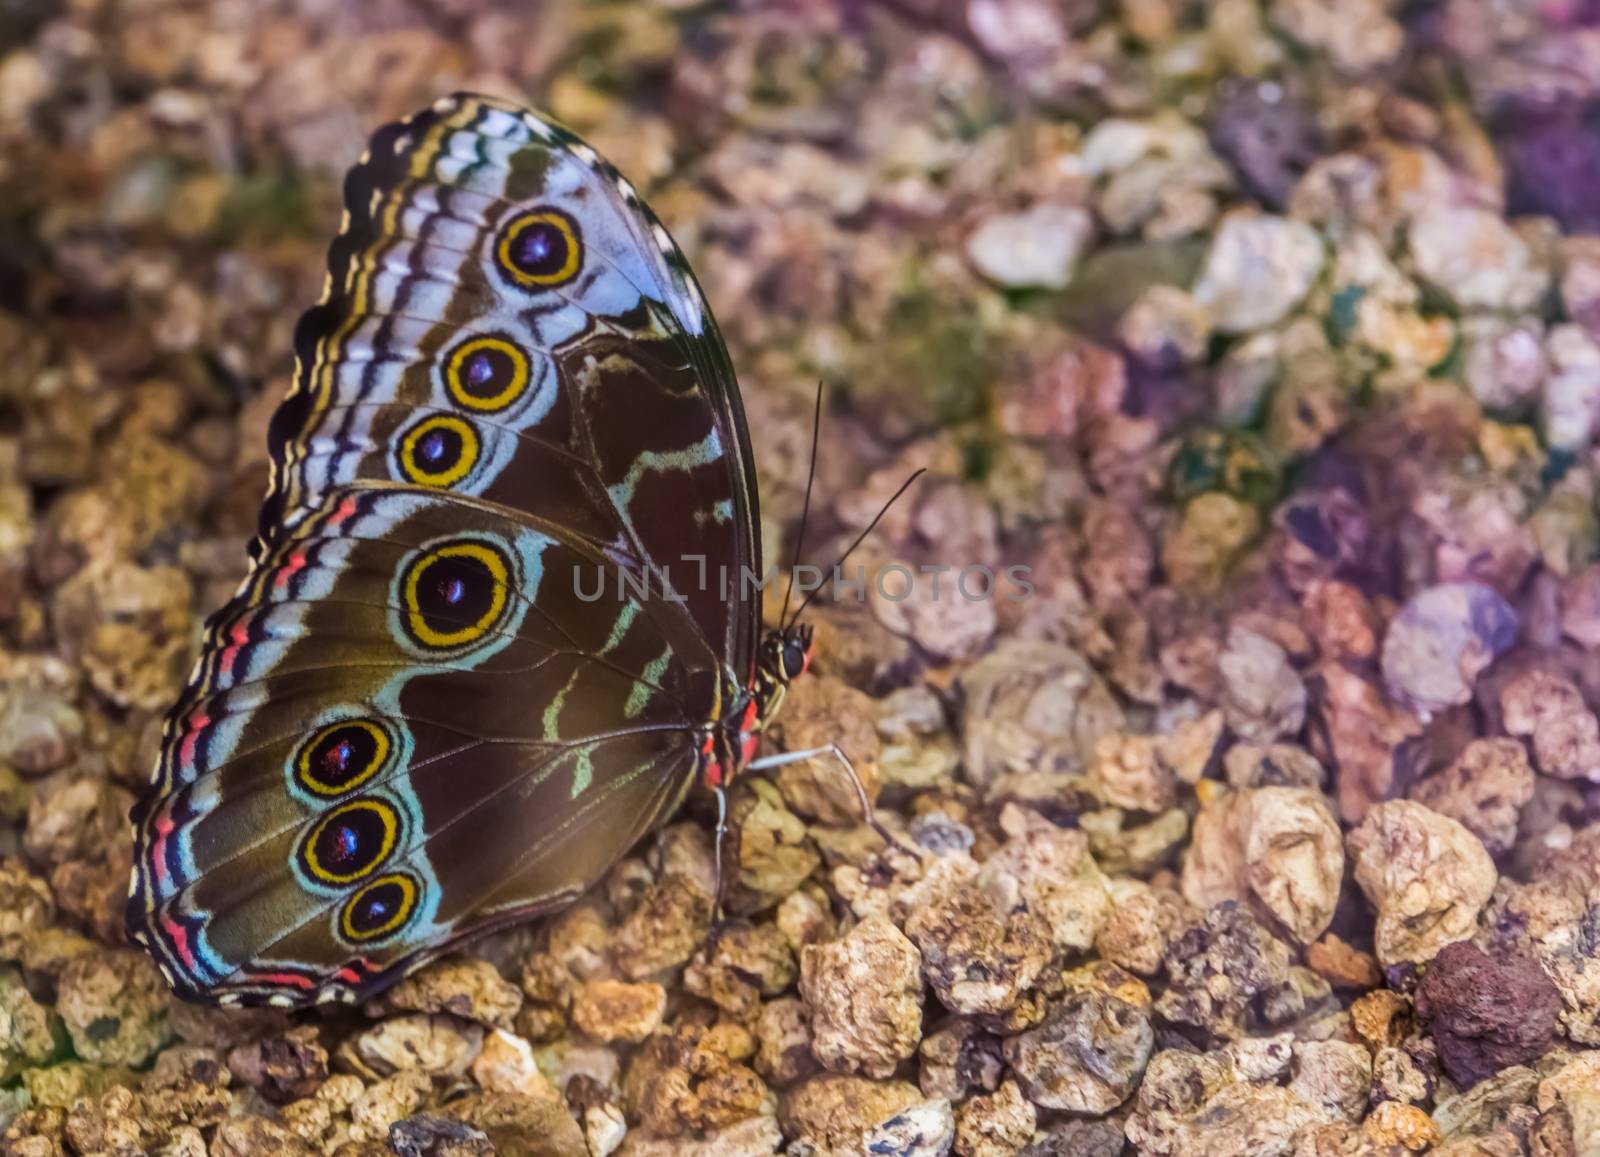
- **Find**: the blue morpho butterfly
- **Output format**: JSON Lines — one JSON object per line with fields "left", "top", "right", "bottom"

{"left": 125, "top": 93, "right": 898, "bottom": 1007}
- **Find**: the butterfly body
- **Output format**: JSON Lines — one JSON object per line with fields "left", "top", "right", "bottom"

{"left": 127, "top": 94, "right": 800, "bottom": 1007}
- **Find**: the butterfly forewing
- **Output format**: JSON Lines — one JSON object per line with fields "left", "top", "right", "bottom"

{"left": 128, "top": 94, "right": 760, "bottom": 1006}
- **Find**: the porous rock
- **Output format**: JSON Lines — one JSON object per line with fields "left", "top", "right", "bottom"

{"left": 979, "top": 816, "right": 1112, "bottom": 954}
{"left": 1380, "top": 583, "right": 1518, "bottom": 718}
{"left": 1002, "top": 988, "right": 1153, "bottom": 1114}
{"left": 903, "top": 855, "right": 1054, "bottom": 1024}
{"left": 799, "top": 915, "right": 924, "bottom": 1079}
{"left": 1182, "top": 785, "right": 1344, "bottom": 945}
{"left": 778, "top": 1074, "right": 923, "bottom": 1156}
{"left": 1193, "top": 209, "right": 1325, "bottom": 334}
{"left": 55, "top": 948, "right": 170, "bottom": 1068}
{"left": 1500, "top": 668, "right": 1600, "bottom": 782}
{"left": 1125, "top": 1046, "right": 1326, "bottom": 1156}
{"left": 1347, "top": 801, "right": 1497, "bottom": 967}
{"left": 956, "top": 641, "right": 1124, "bottom": 788}
{"left": 1156, "top": 902, "right": 1298, "bottom": 1041}
{"left": 1408, "top": 739, "right": 1534, "bottom": 858}
{"left": 571, "top": 980, "right": 667, "bottom": 1045}
{"left": 380, "top": 957, "right": 523, "bottom": 1029}
{"left": 953, "top": 1079, "right": 1034, "bottom": 1157}
{"left": 1415, "top": 941, "right": 1562, "bottom": 1088}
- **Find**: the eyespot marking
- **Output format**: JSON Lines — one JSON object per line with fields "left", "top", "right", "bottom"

{"left": 495, "top": 208, "right": 582, "bottom": 289}
{"left": 298, "top": 798, "right": 400, "bottom": 886}
{"left": 444, "top": 335, "right": 532, "bottom": 412}
{"left": 339, "top": 872, "right": 421, "bottom": 944}
{"left": 398, "top": 539, "right": 513, "bottom": 651}
{"left": 397, "top": 414, "right": 479, "bottom": 488}
{"left": 293, "top": 719, "right": 393, "bottom": 798}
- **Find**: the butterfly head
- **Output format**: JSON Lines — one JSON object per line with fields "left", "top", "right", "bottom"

{"left": 702, "top": 624, "right": 814, "bottom": 792}
{"left": 767, "top": 621, "right": 814, "bottom": 685}
{"left": 750, "top": 621, "right": 813, "bottom": 737}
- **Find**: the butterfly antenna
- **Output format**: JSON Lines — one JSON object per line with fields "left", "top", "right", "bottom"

{"left": 788, "top": 466, "right": 926, "bottom": 626}
{"left": 778, "top": 382, "right": 825, "bottom": 632}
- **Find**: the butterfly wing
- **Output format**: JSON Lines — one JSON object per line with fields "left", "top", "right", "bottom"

{"left": 131, "top": 486, "right": 711, "bottom": 1004}
{"left": 128, "top": 94, "right": 758, "bottom": 1006}
{"left": 263, "top": 92, "right": 760, "bottom": 678}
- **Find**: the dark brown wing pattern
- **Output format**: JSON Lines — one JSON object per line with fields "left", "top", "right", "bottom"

{"left": 128, "top": 94, "right": 761, "bottom": 1006}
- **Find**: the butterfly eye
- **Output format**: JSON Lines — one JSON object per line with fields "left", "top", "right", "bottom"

{"left": 339, "top": 872, "right": 420, "bottom": 945}
{"left": 295, "top": 719, "right": 392, "bottom": 797}
{"left": 298, "top": 798, "right": 400, "bottom": 886}
{"left": 496, "top": 208, "right": 582, "bottom": 288}
{"left": 781, "top": 640, "right": 808, "bottom": 680}
{"left": 445, "top": 335, "right": 531, "bottom": 412}
{"left": 399, "top": 540, "right": 512, "bottom": 651}
{"left": 398, "top": 415, "right": 479, "bottom": 488}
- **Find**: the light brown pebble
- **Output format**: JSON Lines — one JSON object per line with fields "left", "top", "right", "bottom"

{"left": 470, "top": 1028, "right": 558, "bottom": 1099}
{"left": 54, "top": 948, "right": 169, "bottom": 1068}
{"left": 624, "top": 1025, "right": 768, "bottom": 1137}
{"left": 615, "top": 1112, "right": 784, "bottom": 1157}
{"left": 685, "top": 922, "right": 796, "bottom": 1020}
{"left": 1500, "top": 668, "right": 1600, "bottom": 782}
{"left": 1350, "top": 990, "right": 1413, "bottom": 1052}
{"left": 380, "top": 957, "right": 523, "bottom": 1028}
{"left": 1182, "top": 785, "right": 1344, "bottom": 945}
{"left": 1089, "top": 731, "right": 1175, "bottom": 813}
{"left": 800, "top": 915, "right": 923, "bottom": 1079}
{"left": 448, "top": 1089, "right": 589, "bottom": 1156}
{"left": 730, "top": 779, "right": 822, "bottom": 904}
{"left": 0, "top": 859, "right": 53, "bottom": 961}
{"left": 0, "top": 967, "right": 61, "bottom": 1080}
{"left": 902, "top": 855, "right": 1053, "bottom": 1023}
{"left": 612, "top": 875, "right": 714, "bottom": 979}
{"left": 211, "top": 1115, "right": 318, "bottom": 1156}
{"left": 349, "top": 1071, "right": 431, "bottom": 1142}
{"left": 340, "top": 1013, "right": 483, "bottom": 1078}
{"left": 1410, "top": 739, "right": 1535, "bottom": 857}
{"left": 1363, "top": 1101, "right": 1441, "bottom": 1151}
{"left": 1002, "top": 987, "right": 1153, "bottom": 1113}
{"left": 980, "top": 816, "right": 1111, "bottom": 954}
{"left": 1306, "top": 933, "right": 1383, "bottom": 989}
{"left": 766, "top": 674, "right": 882, "bottom": 827}
{"left": 1094, "top": 879, "right": 1195, "bottom": 978}
{"left": 572, "top": 980, "right": 667, "bottom": 1045}
{"left": 1347, "top": 801, "right": 1498, "bottom": 966}
{"left": 754, "top": 996, "right": 817, "bottom": 1087}
{"left": 778, "top": 1074, "right": 922, "bottom": 1154}
{"left": 954, "top": 640, "right": 1124, "bottom": 787}
{"left": 917, "top": 1019, "right": 1004, "bottom": 1102}
{"left": 953, "top": 1079, "right": 1034, "bottom": 1157}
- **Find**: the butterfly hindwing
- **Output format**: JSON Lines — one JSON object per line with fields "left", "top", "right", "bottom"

{"left": 129, "top": 93, "right": 762, "bottom": 1006}
{"left": 131, "top": 485, "right": 714, "bottom": 1004}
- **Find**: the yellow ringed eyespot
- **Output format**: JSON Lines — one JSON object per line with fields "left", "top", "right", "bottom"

{"left": 340, "top": 872, "right": 420, "bottom": 943}
{"left": 295, "top": 719, "right": 392, "bottom": 797}
{"left": 398, "top": 415, "right": 478, "bottom": 488}
{"left": 400, "top": 541, "right": 511, "bottom": 650}
{"left": 496, "top": 208, "right": 582, "bottom": 288}
{"left": 445, "top": 336, "right": 531, "bottom": 412}
{"left": 299, "top": 798, "right": 400, "bottom": 885}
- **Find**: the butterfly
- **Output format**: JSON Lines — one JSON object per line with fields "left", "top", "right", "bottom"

{"left": 125, "top": 93, "right": 841, "bottom": 1007}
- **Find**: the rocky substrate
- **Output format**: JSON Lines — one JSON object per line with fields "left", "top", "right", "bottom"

{"left": 4, "top": 0, "right": 1600, "bottom": 1154}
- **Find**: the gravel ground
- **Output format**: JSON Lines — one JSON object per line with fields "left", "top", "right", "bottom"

{"left": 3, "top": 0, "right": 1600, "bottom": 1154}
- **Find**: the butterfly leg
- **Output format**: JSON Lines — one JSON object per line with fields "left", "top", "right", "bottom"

{"left": 707, "top": 783, "right": 730, "bottom": 950}
{"left": 746, "top": 744, "right": 900, "bottom": 847}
